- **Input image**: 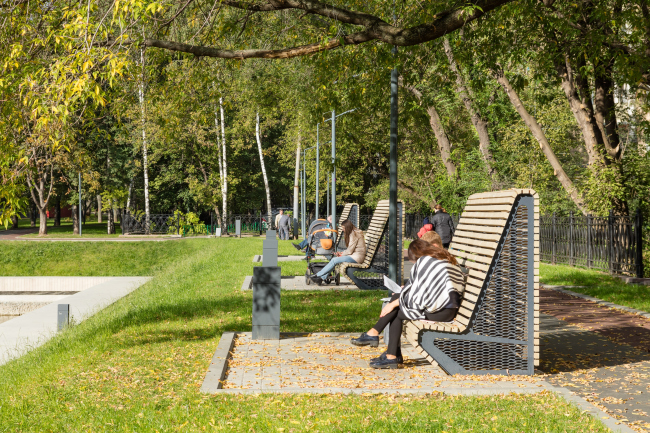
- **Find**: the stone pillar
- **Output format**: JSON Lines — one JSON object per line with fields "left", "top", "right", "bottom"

{"left": 252, "top": 230, "right": 281, "bottom": 340}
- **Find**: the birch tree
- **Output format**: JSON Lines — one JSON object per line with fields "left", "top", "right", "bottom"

{"left": 256, "top": 113, "right": 273, "bottom": 226}
{"left": 293, "top": 131, "right": 301, "bottom": 237}
{"left": 219, "top": 97, "right": 228, "bottom": 231}
{"left": 139, "top": 47, "right": 150, "bottom": 233}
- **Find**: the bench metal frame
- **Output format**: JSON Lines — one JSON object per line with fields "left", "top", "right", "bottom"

{"left": 406, "top": 190, "right": 539, "bottom": 376}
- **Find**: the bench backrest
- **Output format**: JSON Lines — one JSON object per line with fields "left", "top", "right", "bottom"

{"left": 336, "top": 203, "right": 359, "bottom": 250}
{"left": 449, "top": 188, "right": 539, "bottom": 368}
{"left": 362, "top": 200, "right": 404, "bottom": 280}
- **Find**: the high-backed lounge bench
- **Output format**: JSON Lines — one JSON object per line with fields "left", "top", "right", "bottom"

{"left": 404, "top": 189, "right": 539, "bottom": 375}
{"left": 339, "top": 200, "right": 405, "bottom": 290}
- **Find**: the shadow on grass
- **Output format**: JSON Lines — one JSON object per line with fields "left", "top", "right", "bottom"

{"left": 98, "top": 290, "right": 385, "bottom": 349}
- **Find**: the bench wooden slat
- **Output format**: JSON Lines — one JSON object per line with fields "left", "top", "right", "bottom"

{"left": 452, "top": 249, "right": 494, "bottom": 265}
{"left": 458, "top": 217, "right": 509, "bottom": 227}
{"left": 466, "top": 197, "right": 518, "bottom": 206}
{"left": 469, "top": 190, "right": 518, "bottom": 199}
{"left": 455, "top": 223, "right": 505, "bottom": 234}
{"left": 463, "top": 204, "right": 515, "bottom": 211}
{"left": 450, "top": 243, "right": 497, "bottom": 257}
{"left": 461, "top": 211, "right": 511, "bottom": 220}
{"left": 452, "top": 230, "right": 502, "bottom": 242}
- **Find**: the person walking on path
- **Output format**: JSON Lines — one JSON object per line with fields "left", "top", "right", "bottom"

{"left": 431, "top": 204, "right": 455, "bottom": 248}
{"left": 279, "top": 211, "right": 291, "bottom": 240}
{"left": 274, "top": 209, "right": 283, "bottom": 234}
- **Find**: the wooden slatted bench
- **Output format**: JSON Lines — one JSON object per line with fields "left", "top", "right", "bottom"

{"left": 403, "top": 189, "right": 539, "bottom": 375}
{"left": 339, "top": 199, "right": 405, "bottom": 290}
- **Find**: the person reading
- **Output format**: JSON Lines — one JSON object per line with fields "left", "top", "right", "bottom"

{"left": 350, "top": 239, "right": 463, "bottom": 369}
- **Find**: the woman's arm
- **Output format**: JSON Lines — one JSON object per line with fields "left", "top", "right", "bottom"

{"left": 380, "top": 298, "right": 400, "bottom": 317}
{"left": 339, "top": 232, "right": 359, "bottom": 257}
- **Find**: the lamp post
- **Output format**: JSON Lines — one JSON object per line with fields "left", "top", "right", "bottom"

{"left": 388, "top": 50, "right": 399, "bottom": 282}
{"left": 315, "top": 124, "right": 320, "bottom": 220}
{"left": 301, "top": 146, "right": 317, "bottom": 238}
{"left": 323, "top": 108, "right": 356, "bottom": 230}
{"left": 78, "top": 172, "right": 82, "bottom": 236}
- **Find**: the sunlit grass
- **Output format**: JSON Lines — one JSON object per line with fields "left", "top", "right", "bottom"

{"left": 0, "top": 238, "right": 609, "bottom": 431}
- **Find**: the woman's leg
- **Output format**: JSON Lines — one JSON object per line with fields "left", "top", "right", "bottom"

{"left": 315, "top": 255, "right": 355, "bottom": 278}
{"left": 386, "top": 309, "right": 410, "bottom": 357}
{"left": 366, "top": 293, "right": 400, "bottom": 337}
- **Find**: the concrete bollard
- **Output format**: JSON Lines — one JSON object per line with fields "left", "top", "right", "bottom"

{"left": 252, "top": 266, "right": 281, "bottom": 340}
{"left": 262, "top": 230, "right": 278, "bottom": 267}
{"left": 58, "top": 304, "right": 69, "bottom": 331}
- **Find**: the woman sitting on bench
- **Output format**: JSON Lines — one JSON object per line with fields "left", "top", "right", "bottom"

{"left": 351, "top": 238, "right": 461, "bottom": 369}
{"left": 309, "top": 219, "right": 365, "bottom": 284}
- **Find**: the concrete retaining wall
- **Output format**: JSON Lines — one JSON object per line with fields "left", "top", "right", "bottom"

{"left": 0, "top": 277, "right": 117, "bottom": 292}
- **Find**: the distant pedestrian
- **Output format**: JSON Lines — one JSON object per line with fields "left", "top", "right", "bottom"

{"left": 431, "top": 204, "right": 455, "bottom": 248}
{"left": 279, "top": 212, "right": 291, "bottom": 240}
{"left": 274, "top": 209, "right": 283, "bottom": 235}
{"left": 417, "top": 216, "right": 434, "bottom": 238}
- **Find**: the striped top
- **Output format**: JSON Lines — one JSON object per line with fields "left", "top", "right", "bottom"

{"left": 399, "top": 256, "right": 465, "bottom": 320}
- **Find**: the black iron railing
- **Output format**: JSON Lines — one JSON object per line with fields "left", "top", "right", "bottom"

{"left": 539, "top": 210, "right": 645, "bottom": 278}
{"left": 121, "top": 213, "right": 176, "bottom": 235}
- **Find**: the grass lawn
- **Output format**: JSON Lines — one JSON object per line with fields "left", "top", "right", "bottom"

{"left": 0, "top": 238, "right": 609, "bottom": 432}
{"left": 540, "top": 263, "right": 650, "bottom": 313}
{"left": 2, "top": 217, "right": 124, "bottom": 238}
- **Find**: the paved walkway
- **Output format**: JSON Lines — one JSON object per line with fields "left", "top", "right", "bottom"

{"left": 540, "top": 288, "right": 650, "bottom": 432}
{"left": 221, "top": 332, "right": 546, "bottom": 393}
{"left": 0, "top": 229, "right": 37, "bottom": 240}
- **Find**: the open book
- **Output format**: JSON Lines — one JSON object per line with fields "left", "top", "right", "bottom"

{"left": 383, "top": 275, "right": 403, "bottom": 294}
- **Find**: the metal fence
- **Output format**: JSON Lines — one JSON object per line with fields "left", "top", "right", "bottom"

{"left": 540, "top": 210, "right": 644, "bottom": 278}
{"left": 122, "top": 213, "right": 176, "bottom": 235}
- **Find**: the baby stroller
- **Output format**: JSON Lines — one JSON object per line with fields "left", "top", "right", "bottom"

{"left": 304, "top": 219, "right": 340, "bottom": 286}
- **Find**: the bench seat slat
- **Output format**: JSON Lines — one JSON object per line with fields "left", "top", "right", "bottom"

{"left": 452, "top": 230, "right": 502, "bottom": 242}
{"left": 458, "top": 217, "right": 509, "bottom": 227}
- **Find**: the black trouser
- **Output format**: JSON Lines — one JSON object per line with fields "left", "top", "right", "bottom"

{"left": 372, "top": 294, "right": 457, "bottom": 356}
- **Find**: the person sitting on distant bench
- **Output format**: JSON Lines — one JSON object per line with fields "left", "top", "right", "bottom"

{"left": 350, "top": 239, "right": 462, "bottom": 369}
{"left": 292, "top": 215, "right": 333, "bottom": 259}
{"left": 309, "top": 219, "right": 365, "bottom": 284}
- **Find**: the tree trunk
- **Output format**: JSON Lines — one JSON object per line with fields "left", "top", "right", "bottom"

{"left": 72, "top": 204, "right": 79, "bottom": 235}
{"left": 293, "top": 130, "right": 301, "bottom": 238}
{"left": 403, "top": 83, "right": 457, "bottom": 178}
{"left": 11, "top": 215, "right": 18, "bottom": 229}
{"left": 555, "top": 56, "right": 603, "bottom": 166}
{"left": 219, "top": 97, "right": 228, "bottom": 232}
{"left": 107, "top": 204, "right": 115, "bottom": 234}
{"left": 494, "top": 69, "right": 587, "bottom": 215}
{"left": 139, "top": 47, "right": 150, "bottom": 234}
{"left": 97, "top": 195, "right": 102, "bottom": 223}
{"left": 54, "top": 197, "right": 61, "bottom": 227}
{"left": 256, "top": 113, "right": 273, "bottom": 231}
{"left": 126, "top": 178, "right": 134, "bottom": 212}
{"left": 214, "top": 107, "right": 225, "bottom": 233}
{"left": 30, "top": 203, "right": 36, "bottom": 227}
{"left": 443, "top": 38, "right": 495, "bottom": 179}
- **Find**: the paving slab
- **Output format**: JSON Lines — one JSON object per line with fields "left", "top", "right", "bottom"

{"left": 540, "top": 308, "right": 650, "bottom": 432}
{"left": 0, "top": 276, "right": 151, "bottom": 366}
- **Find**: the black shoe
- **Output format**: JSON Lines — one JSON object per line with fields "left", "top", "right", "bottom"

{"left": 292, "top": 243, "right": 302, "bottom": 251}
{"left": 309, "top": 275, "right": 323, "bottom": 284}
{"left": 350, "top": 332, "right": 379, "bottom": 347}
{"left": 369, "top": 356, "right": 400, "bottom": 369}
{"left": 371, "top": 350, "right": 403, "bottom": 364}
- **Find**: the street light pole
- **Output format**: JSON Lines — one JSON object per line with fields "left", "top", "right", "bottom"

{"left": 331, "top": 110, "right": 336, "bottom": 231}
{"left": 78, "top": 172, "right": 82, "bottom": 236}
{"left": 388, "top": 49, "right": 399, "bottom": 282}
{"left": 315, "top": 124, "right": 320, "bottom": 220}
{"left": 301, "top": 149, "right": 306, "bottom": 238}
